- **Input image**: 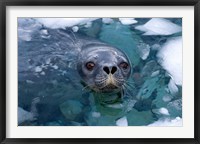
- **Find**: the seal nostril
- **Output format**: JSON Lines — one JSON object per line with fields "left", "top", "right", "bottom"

{"left": 103, "top": 66, "right": 110, "bottom": 74}
{"left": 111, "top": 66, "right": 117, "bottom": 74}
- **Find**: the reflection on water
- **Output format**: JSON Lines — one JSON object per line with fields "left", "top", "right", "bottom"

{"left": 18, "top": 18, "right": 182, "bottom": 126}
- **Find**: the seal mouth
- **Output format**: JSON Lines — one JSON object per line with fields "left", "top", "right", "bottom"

{"left": 94, "top": 74, "right": 124, "bottom": 93}
{"left": 102, "top": 84, "right": 118, "bottom": 90}
{"left": 99, "top": 84, "right": 119, "bottom": 93}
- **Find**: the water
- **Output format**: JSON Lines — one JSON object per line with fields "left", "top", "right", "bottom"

{"left": 18, "top": 18, "right": 182, "bottom": 126}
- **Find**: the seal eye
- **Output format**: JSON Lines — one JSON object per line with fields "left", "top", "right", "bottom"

{"left": 86, "top": 62, "right": 95, "bottom": 71}
{"left": 120, "top": 62, "right": 129, "bottom": 70}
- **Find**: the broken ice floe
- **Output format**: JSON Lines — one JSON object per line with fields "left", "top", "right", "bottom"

{"left": 36, "top": 18, "right": 99, "bottom": 29}
{"left": 116, "top": 116, "right": 128, "bottom": 126}
{"left": 148, "top": 117, "right": 182, "bottom": 126}
{"left": 157, "top": 36, "right": 182, "bottom": 85}
{"left": 135, "top": 18, "right": 182, "bottom": 35}
{"left": 119, "top": 18, "right": 138, "bottom": 25}
{"left": 168, "top": 79, "right": 179, "bottom": 94}
{"left": 137, "top": 42, "right": 150, "bottom": 60}
{"left": 102, "top": 18, "right": 114, "bottom": 24}
{"left": 18, "top": 107, "right": 36, "bottom": 125}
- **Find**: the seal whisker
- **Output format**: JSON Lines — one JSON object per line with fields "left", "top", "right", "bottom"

{"left": 82, "top": 84, "right": 94, "bottom": 91}
{"left": 124, "top": 82, "right": 135, "bottom": 89}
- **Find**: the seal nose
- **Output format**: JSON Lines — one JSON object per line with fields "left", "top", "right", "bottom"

{"left": 103, "top": 66, "right": 117, "bottom": 74}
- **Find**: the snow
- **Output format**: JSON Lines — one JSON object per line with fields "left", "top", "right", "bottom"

{"left": 157, "top": 36, "right": 182, "bottom": 85}
{"left": 168, "top": 79, "right": 178, "bottom": 94}
{"left": 135, "top": 18, "right": 182, "bottom": 35}
{"left": 148, "top": 117, "right": 182, "bottom": 126}
{"left": 116, "top": 116, "right": 128, "bottom": 126}
{"left": 119, "top": 18, "right": 138, "bottom": 25}
{"left": 159, "top": 107, "right": 169, "bottom": 115}
{"left": 35, "top": 18, "right": 98, "bottom": 29}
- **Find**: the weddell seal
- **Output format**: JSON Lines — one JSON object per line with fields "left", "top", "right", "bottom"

{"left": 77, "top": 43, "right": 131, "bottom": 93}
{"left": 18, "top": 26, "right": 132, "bottom": 124}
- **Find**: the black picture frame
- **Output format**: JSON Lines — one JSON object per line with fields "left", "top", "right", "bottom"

{"left": 0, "top": 0, "right": 199, "bottom": 143}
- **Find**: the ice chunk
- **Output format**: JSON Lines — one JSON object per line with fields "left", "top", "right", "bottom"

{"left": 92, "top": 112, "right": 101, "bottom": 118}
{"left": 35, "top": 66, "right": 42, "bottom": 72}
{"left": 151, "top": 70, "right": 160, "bottom": 77}
{"left": 36, "top": 18, "right": 99, "bottom": 29}
{"left": 52, "top": 65, "right": 58, "bottom": 69}
{"left": 119, "top": 18, "right": 138, "bottom": 25}
{"left": 102, "top": 18, "right": 114, "bottom": 24}
{"left": 135, "top": 18, "right": 182, "bottom": 35}
{"left": 157, "top": 36, "right": 182, "bottom": 85}
{"left": 137, "top": 42, "right": 150, "bottom": 60}
{"left": 159, "top": 107, "right": 170, "bottom": 115}
{"left": 107, "top": 103, "right": 123, "bottom": 109}
{"left": 72, "top": 26, "right": 79, "bottom": 32}
{"left": 116, "top": 116, "right": 128, "bottom": 126}
{"left": 18, "top": 18, "right": 41, "bottom": 41}
{"left": 18, "top": 107, "right": 35, "bottom": 125}
{"left": 151, "top": 44, "right": 161, "bottom": 51}
{"left": 168, "top": 79, "right": 178, "bottom": 94}
{"left": 40, "top": 29, "right": 48, "bottom": 35}
{"left": 148, "top": 117, "right": 182, "bottom": 126}
{"left": 26, "top": 80, "right": 34, "bottom": 84}
{"left": 162, "top": 95, "right": 172, "bottom": 102}
{"left": 18, "top": 29, "right": 32, "bottom": 41}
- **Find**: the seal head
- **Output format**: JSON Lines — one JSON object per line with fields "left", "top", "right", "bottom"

{"left": 77, "top": 44, "right": 131, "bottom": 93}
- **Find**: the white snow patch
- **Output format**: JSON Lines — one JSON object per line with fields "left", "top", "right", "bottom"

{"left": 135, "top": 18, "right": 182, "bottom": 35}
{"left": 148, "top": 117, "right": 182, "bottom": 126}
{"left": 92, "top": 112, "right": 101, "bottom": 118}
{"left": 35, "top": 66, "right": 42, "bottom": 72}
{"left": 116, "top": 116, "right": 128, "bottom": 126}
{"left": 36, "top": 18, "right": 98, "bottom": 29}
{"left": 159, "top": 107, "right": 170, "bottom": 115}
{"left": 102, "top": 18, "right": 114, "bottom": 24}
{"left": 119, "top": 18, "right": 138, "bottom": 25}
{"left": 168, "top": 79, "right": 179, "bottom": 94}
{"left": 157, "top": 36, "right": 182, "bottom": 85}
